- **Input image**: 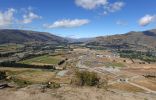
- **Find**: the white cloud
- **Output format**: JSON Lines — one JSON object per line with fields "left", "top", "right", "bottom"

{"left": 116, "top": 20, "right": 127, "bottom": 26}
{"left": 105, "top": 1, "right": 125, "bottom": 13}
{"left": 139, "top": 14, "right": 156, "bottom": 26}
{"left": 0, "top": 8, "right": 15, "bottom": 27}
{"left": 21, "top": 12, "right": 41, "bottom": 24}
{"left": 44, "top": 19, "right": 90, "bottom": 29}
{"left": 75, "top": 0, "right": 125, "bottom": 15}
{"left": 75, "top": 0, "right": 108, "bottom": 10}
{"left": 0, "top": 7, "right": 41, "bottom": 29}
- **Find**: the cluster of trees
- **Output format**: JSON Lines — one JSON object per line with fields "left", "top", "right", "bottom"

{"left": 0, "top": 61, "right": 55, "bottom": 69}
{"left": 118, "top": 50, "right": 156, "bottom": 63}
{"left": 74, "top": 71, "right": 100, "bottom": 86}
{"left": 71, "top": 70, "right": 109, "bottom": 89}
{"left": 86, "top": 45, "right": 106, "bottom": 50}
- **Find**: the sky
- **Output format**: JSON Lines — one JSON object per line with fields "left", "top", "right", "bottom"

{"left": 0, "top": 0, "right": 156, "bottom": 38}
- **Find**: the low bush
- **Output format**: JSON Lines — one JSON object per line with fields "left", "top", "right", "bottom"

{"left": 73, "top": 70, "right": 100, "bottom": 86}
{"left": 0, "top": 71, "right": 7, "bottom": 80}
{"left": 46, "top": 82, "right": 60, "bottom": 89}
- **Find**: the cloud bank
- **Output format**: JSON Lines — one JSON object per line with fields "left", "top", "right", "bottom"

{"left": 21, "top": 12, "right": 41, "bottom": 24}
{"left": 75, "top": 0, "right": 107, "bottom": 10}
{"left": 75, "top": 0, "right": 125, "bottom": 15}
{"left": 44, "top": 19, "right": 90, "bottom": 29}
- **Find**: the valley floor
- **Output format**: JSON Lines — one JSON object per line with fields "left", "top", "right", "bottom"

{"left": 0, "top": 48, "right": 156, "bottom": 100}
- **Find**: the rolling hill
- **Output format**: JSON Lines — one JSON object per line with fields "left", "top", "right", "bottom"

{"left": 0, "top": 29, "right": 68, "bottom": 44}
{"left": 86, "top": 29, "right": 156, "bottom": 51}
{"left": 1, "top": 29, "right": 156, "bottom": 51}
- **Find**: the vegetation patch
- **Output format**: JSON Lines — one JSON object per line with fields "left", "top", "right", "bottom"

{"left": 0, "top": 44, "right": 23, "bottom": 52}
{"left": 105, "top": 62, "right": 125, "bottom": 68}
{"left": 118, "top": 50, "right": 156, "bottom": 63}
{"left": 0, "top": 69, "right": 56, "bottom": 87}
{"left": 0, "top": 61, "right": 55, "bottom": 69}
{"left": 0, "top": 71, "right": 7, "bottom": 80}
{"left": 19, "top": 55, "right": 63, "bottom": 65}
{"left": 84, "top": 61, "right": 92, "bottom": 66}
{"left": 72, "top": 70, "right": 100, "bottom": 86}
{"left": 10, "top": 77, "right": 33, "bottom": 88}
{"left": 45, "top": 82, "right": 61, "bottom": 89}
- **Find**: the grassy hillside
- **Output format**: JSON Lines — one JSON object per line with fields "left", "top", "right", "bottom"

{"left": 86, "top": 29, "right": 156, "bottom": 50}
{"left": 0, "top": 29, "right": 68, "bottom": 44}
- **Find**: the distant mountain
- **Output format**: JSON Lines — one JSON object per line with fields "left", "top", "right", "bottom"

{"left": 66, "top": 37, "right": 94, "bottom": 43}
{"left": 86, "top": 29, "right": 156, "bottom": 50}
{"left": 0, "top": 29, "right": 68, "bottom": 44}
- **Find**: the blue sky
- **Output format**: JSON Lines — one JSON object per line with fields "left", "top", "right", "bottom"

{"left": 0, "top": 0, "right": 156, "bottom": 38}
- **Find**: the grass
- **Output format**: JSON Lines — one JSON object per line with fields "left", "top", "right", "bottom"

{"left": 84, "top": 61, "right": 92, "bottom": 66}
{"left": 105, "top": 62, "right": 125, "bottom": 68}
{"left": 110, "top": 83, "right": 145, "bottom": 92}
{"left": 11, "top": 77, "right": 33, "bottom": 88}
{"left": 0, "top": 68, "right": 56, "bottom": 84}
{"left": 0, "top": 44, "right": 23, "bottom": 52}
{"left": 14, "top": 70, "right": 56, "bottom": 83}
{"left": 19, "top": 55, "right": 63, "bottom": 65}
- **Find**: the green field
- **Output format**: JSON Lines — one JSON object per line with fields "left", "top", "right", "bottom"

{"left": 105, "top": 62, "right": 125, "bottom": 68}
{"left": 19, "top": 55, "right": 63, "bottom": 65}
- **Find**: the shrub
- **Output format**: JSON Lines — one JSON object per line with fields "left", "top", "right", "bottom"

{"left": 74, "top": 70, "right": 100, "bottom": 86}
{"left": 97, "top": 78, "right": 109, "bottom": 90}
{"left": 0, "top": 71, "right": 7, "bottom": 80}
{"left": 45, "top": 82, "right": 60, "bottom": 89}
{"left": 58, "top": 60, "right": 65, "bottom": 65}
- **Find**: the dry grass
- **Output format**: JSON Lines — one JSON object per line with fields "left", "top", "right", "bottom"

{"left": 0, "top": 85, "right": 155, "bottom": 100}
{"left": 15, "top": 70, "right": 56, "bottom": 83}
{"left": 0, "top": 67, "right": 56, "bottom": 83}
{"left": 132, "top": 79, "right": 156, "bottom": 91}
{"left": 110, "top": 83, "right": 145, "bottom": 92}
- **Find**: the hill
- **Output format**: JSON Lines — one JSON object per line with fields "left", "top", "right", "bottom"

{"left": 86, "top": 29, "right": 156, "bottom": 51}
{"left": 0, "top": 29, "right": 68, "bottom": 44}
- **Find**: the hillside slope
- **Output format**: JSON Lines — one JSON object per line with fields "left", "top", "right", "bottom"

{"left": 0, "top": 29, "right": 68, "bottom": 44}
{"left": 86, "top": 29, "right": 156, "bottom": 50}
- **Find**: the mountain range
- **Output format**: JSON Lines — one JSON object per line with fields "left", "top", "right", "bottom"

{"left": 1, "top": 29, "right": 156, "bottom": 50}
